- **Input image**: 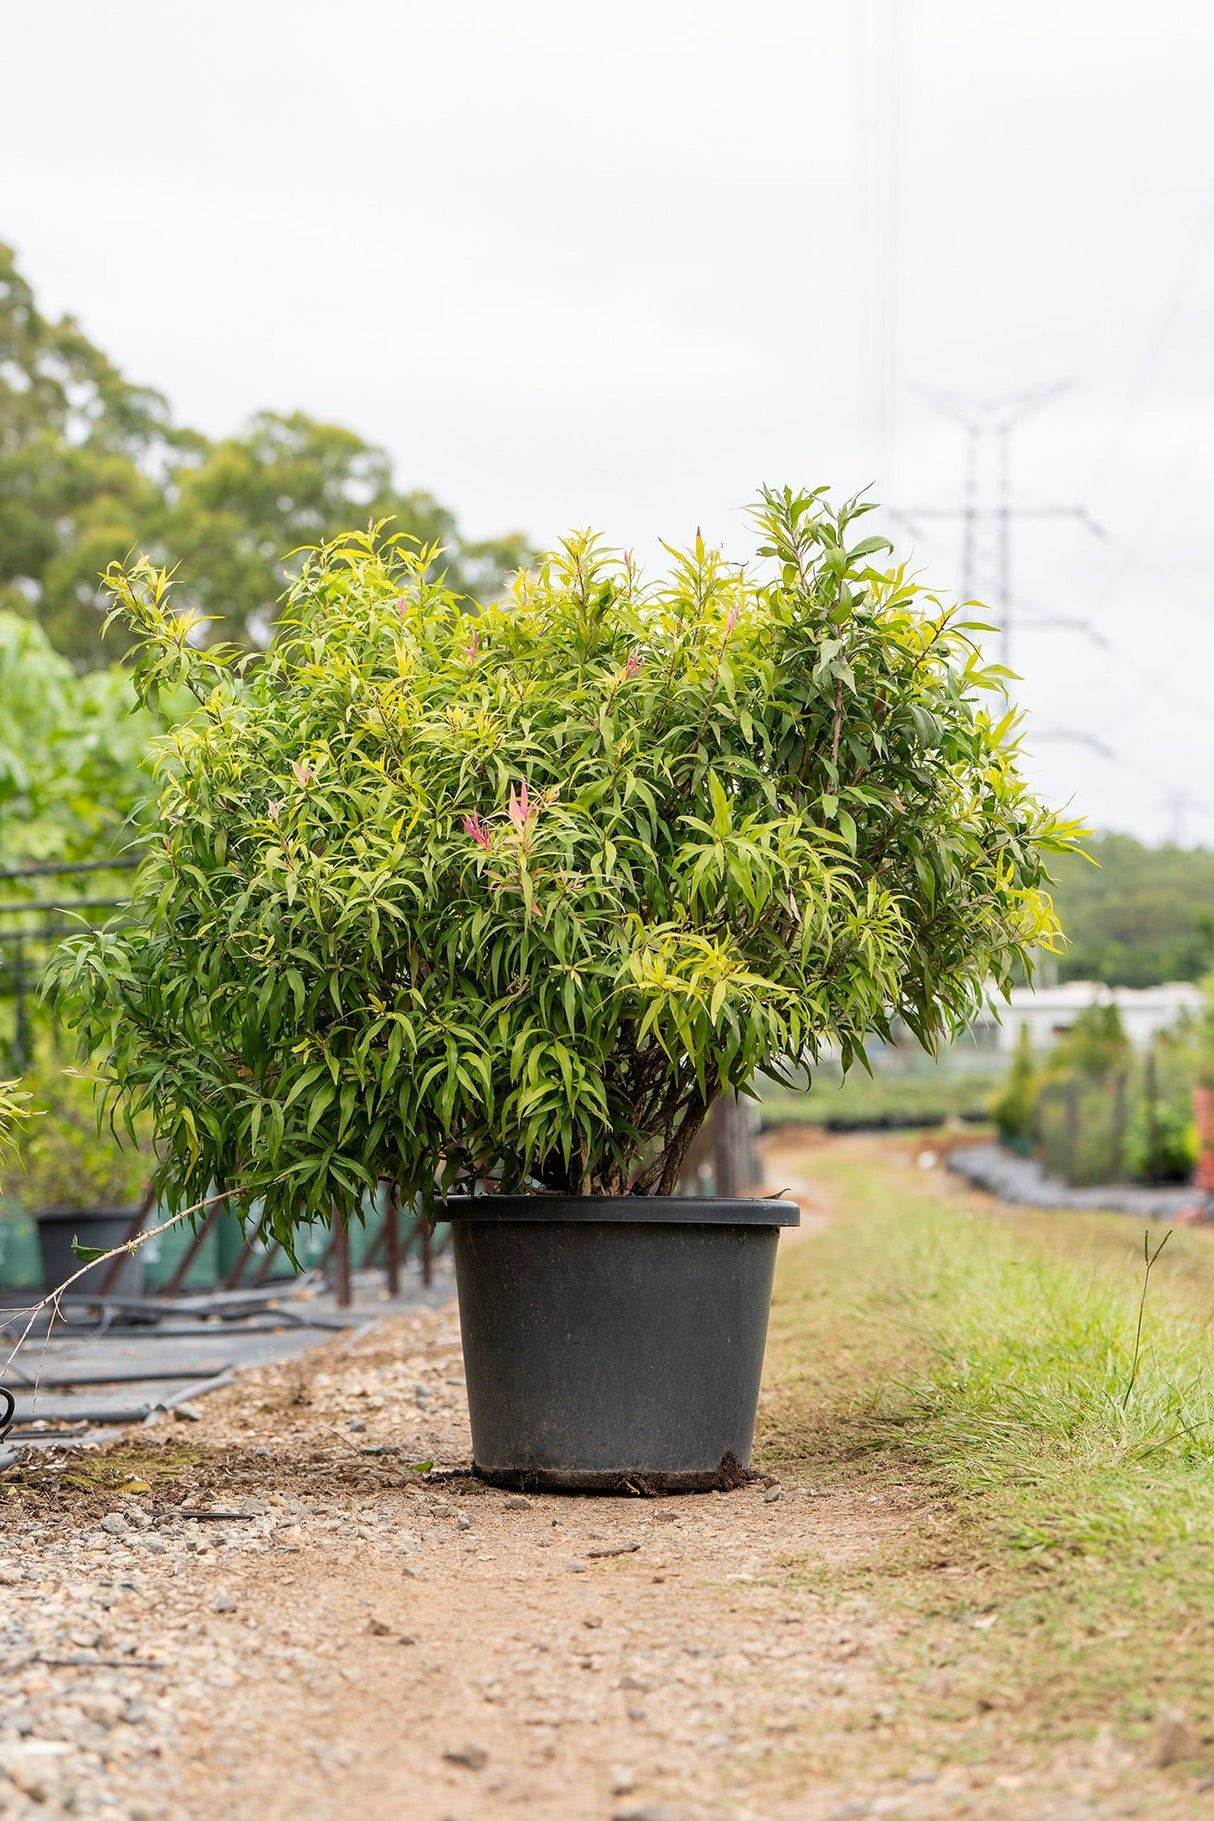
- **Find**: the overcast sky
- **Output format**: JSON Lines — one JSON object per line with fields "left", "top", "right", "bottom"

{"left": 5, "top": 0, "right": 1213, "bottom": 843}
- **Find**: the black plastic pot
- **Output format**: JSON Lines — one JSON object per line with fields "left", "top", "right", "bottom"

{"left": 446, "top": 1196, "right": 798, "bottom": 1493}
{"left": 35, "top": 1208, "right": 144, "bottom": 1299}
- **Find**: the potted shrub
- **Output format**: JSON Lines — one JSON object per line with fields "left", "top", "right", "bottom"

{"left": 50, "top": 486, "right": 1074, "bottom": 1488}
{"left": 13, "top": 1059, "right": 151, "bottom": 1297}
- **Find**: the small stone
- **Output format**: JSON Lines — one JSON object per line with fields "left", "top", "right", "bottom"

{"left": 626, "top": 1706, "right": 646, "bottom": 1723}
{"left": 614, "top": 1807, "right": 682, "bottom": 1821}
{"left": 1149, "top": 1709, "right": 1196, "bottom": 1769}
{"left": 456, "top": 1516, "right": 472, "bottom": 1531}
{"left": 0, "top": 1741, "right": 71, "bottom": 1803}
{"left": 566, "top": 1560, "right": 588, "bottom": 1573}
{"left": 100, "top": 1513, "right": 129, "bottom": 1536}
{"left": 611, "top": 1768, "right": 636, "bottom": 1795}
{"left": 143, "top": 1536, "right": 167, "bottom": 1554}
{"left": 239, "top": 1499, "right": 268, "bottom": 1516}
{"left": 348, "top": 1418, "right": 366, "bottom": 1433}
{"left": 503, "top": 1495, "right": 531, "bottom": 1511}
{"left": 620, "top": 1675, "right": 649, "bottom": 1692}
{"left": 764, "top": 1486, "right": 782, "bottom": 1503}
{"left": 652, "top": 1510, "right": 680, "bottom": 1523}
{"left": 414, "top": 1385, "right": 431, "bottom": 1408}
{"left": 173, "top": 1402, "right": 202, "bottom": 1422}
{"left": 79, "top": 1692, "right": 124, "bottom": 1727}
{"left": 368, "top": 1617, "right": 393, "bottom": 1636}
{"left": 212, "top": 1592, "right": 238, "bottom": 1614}
{"left": 443, "top": 1743, "right": 489, "bottom": 1770}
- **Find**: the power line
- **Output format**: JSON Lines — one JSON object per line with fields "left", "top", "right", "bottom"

{"left": 854, "top": 0, "right": 905, "bottom": 490}
{"left": 1031, "top": 728, "right": 1214, "bottom": 841}
{"left": 1085, "top": 179, "right": 1214, "bottom": 507}
{"left": 893, "top": 384, "right": 1090, "bottom": 667}
{"left": 1014, "top": 598, "right": 1210, "bottom": 728}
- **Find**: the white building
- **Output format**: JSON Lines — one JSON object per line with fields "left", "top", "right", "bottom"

{"left": 980, "top": 981, "right": 1204, "bottom": 1055}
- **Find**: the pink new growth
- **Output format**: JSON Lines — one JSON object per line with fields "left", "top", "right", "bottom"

{"left": 625, "top": 648, "right": 643, "bottom": 678}
{"left": 508, "top": 780, "right": 537, "bottom": 833}
{"left": 465, "top": 630, "right": 480, "bottom": 663}
{"left": 462, "top": 814, "right": 493, "bottom": 851}
{"left": 292, "top": 761, "right": 316, "bottom": 787}
{"left": 266, "top": 801, "right": 284, "bottom": 823}
{"left": 725, "top": 604, "right": 740, "bottom": 635}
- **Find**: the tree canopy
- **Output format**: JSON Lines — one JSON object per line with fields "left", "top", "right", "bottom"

{"left": 0, "top": 611, "right": 161, "bottom": 865}
{"left": 1050, "top": 833, "right": 1214, "bottom": 987}
{"left": 0, "top": 243, "right": 529, "bottom": 665}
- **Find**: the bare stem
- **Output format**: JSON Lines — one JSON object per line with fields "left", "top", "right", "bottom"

{"left": 1122, "top": 1227, "right": 1172, "bottom": 1411}
{"left": 0, "top": 1185, "right": 251, "bottom": 1383}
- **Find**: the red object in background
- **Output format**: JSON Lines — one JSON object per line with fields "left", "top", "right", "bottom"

{"left": 1193, "top": 1087, "right": 1214, "bottom": 1193}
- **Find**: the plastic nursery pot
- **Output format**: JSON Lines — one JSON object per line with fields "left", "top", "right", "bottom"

{"left": 445, "top": 1196, "right": 799, "bottom": 1493}
{"left": 35, "top": 1208, "right": 145, "bottom": 1300}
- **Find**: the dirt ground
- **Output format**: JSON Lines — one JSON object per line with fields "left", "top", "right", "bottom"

{"left": 0, "top": 1140, "right": 1204, "bottom": 1821}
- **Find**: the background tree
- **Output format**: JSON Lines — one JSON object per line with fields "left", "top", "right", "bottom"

{"left": 0, "top": 612, "right": 161, "bottom": 865}
{"left": 1050, "top": 833, "right": 1214, "bottom": 987}
{"left": 0, "top": 243, "right": 529, "bottom": 664}
{"left": 159, "top": 411, "right": 530, "bottom": 646}
{"left": 0, "top": 242, "right": 184, "bottom": 666}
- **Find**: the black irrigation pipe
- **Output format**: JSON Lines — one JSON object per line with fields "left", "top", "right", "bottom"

{"left": 0, "top": 898, "right": 133, "bottom": 918}
{"left": 7, "top": 1404, "right": 155, "bottom": 1426}
{"left": 0, "top": 857, "right": 145, "bottom": 882}
{"left": 3, "top": 1365, "right": 235, "bottom": 1389}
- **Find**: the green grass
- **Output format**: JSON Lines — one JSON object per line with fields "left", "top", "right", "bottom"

{"left": 758, "top": 1062, "right": 1002, "bottom": 1130}
{"left": 756, "top": 1138, "right": 1214, "bottom": 1771}
{"left": 767, "top": 1146, "right": 1214, "bottom": 1553}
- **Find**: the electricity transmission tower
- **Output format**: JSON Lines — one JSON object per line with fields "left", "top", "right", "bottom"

{"left": 894, "top": 383, "right": 1103, "bottom": 667}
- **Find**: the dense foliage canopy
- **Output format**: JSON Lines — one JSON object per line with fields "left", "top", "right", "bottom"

{"left": 0, "top": 243, "right": 528, "bottom": 664}
{"left": 52, "top": 487, "right": 1075, "bottom": 1236}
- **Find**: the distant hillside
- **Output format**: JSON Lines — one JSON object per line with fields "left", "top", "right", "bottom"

{"left": 1050, "top": 834, "right": 1214, "bottom": 986}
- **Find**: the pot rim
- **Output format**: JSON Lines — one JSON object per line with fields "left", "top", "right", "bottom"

{"left": 442, "top": 1194, "right": 799, "bottom": 1227}
{"left": 32, "top": 1206, "right": 142, "bottom": 1224}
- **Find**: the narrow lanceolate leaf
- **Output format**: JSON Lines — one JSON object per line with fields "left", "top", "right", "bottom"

{"left": 44, "top": 501, "right": 1076, "bottom": 1225}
